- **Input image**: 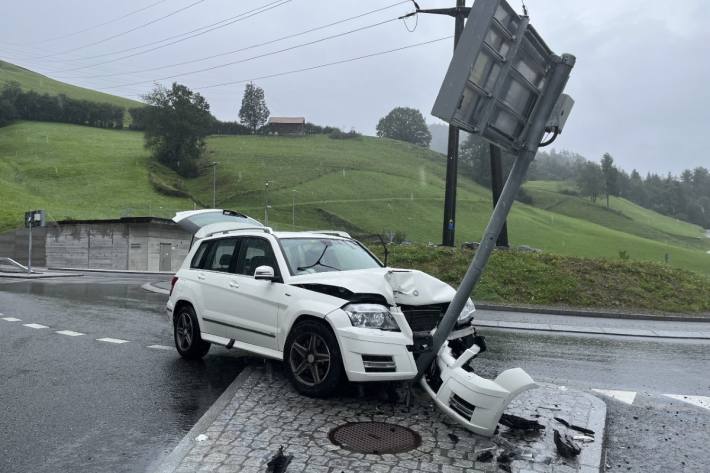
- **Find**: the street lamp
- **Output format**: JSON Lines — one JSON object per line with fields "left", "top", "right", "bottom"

{"left": 200, "top": 161, "right": 219, "bottom": 208}
{"left": 208, "top": 162, "right": 219, "bottom": 208}
{"left": 264, "top": 181, "right": 271, "bottom": 226}
{"left": 292, "top": 189, "right": 298, "bottom": 227}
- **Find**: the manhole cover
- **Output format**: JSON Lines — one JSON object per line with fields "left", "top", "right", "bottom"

{"left": 328, "top": 422, "right": 421, "bottom": 454}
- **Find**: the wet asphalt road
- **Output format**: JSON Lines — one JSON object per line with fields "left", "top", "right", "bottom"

{"left": 1, "top": 274, "right": 709, "bottom": 472}
{"left": 0, "top": 275, "right": 247, "bottom": 473}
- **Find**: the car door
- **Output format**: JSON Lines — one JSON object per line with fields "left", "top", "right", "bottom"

{"left": 227, "top": 236, "right": 285, "bottom": 351}
{"left": 194, "top": 237, "right": 242, "bottom": 339}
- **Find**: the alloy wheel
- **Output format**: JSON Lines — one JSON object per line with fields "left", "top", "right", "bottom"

{"left": 289, "top": 332, "right": 331, "bottom": 386}
{"left": 176, "top": 311, "right": 193, "bottom": 351}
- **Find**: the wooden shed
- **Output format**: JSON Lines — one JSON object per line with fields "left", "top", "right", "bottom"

{"left": 268, "top": 117, "right": 305, "bottom": 136}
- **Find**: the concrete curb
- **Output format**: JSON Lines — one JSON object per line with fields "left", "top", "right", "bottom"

{"left": 477, "top": 303, "right": 710, "bottom": 323}
{"left": 577, "top": 389, "right": 608, "bottom": 471}
{"left": 0, "top": 271, "right": 80, "bottom": 279}
{"left": 476, "top": 319, "right": 710, "bottom": 340}
{"left": 149, "top": 366, "right": 254, "bottom": 473}
{"left": 48, "top": 267, "right": 175, "bottom": 276}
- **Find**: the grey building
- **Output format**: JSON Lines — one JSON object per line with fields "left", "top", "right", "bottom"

{"left": 0, "top": 217, "right": 192, "bottom": 273}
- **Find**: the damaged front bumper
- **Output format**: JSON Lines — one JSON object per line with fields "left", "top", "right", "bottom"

{"left": 422, "top": 339, "right": 537, "bottom": 437}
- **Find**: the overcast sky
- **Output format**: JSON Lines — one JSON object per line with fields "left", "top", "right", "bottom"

{"left": 2, "top": 0, "right": 708, "bottom": 174}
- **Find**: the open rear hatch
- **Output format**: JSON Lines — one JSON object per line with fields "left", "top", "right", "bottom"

{"left": 173, "top": 209, "right": 264, "bottom": 240}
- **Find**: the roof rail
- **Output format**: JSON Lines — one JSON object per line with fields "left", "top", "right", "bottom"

{"left": 312, "top": 230, "right": 352, "bottom": 239}
{"left": 204, "top": 226, "right": 272, "bottom": 239}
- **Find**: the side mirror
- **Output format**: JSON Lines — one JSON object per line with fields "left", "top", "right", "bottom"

{"left": 254, "top": 265, "right": 275, "bottom": 281}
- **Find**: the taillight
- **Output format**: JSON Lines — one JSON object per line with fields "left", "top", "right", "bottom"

{"left": 169, "top": 276, "right": 178, "bottom": 296}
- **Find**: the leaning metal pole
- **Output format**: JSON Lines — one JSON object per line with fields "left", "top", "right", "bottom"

{"left": 415, "top": 53, "right": 576, "bottom": 378}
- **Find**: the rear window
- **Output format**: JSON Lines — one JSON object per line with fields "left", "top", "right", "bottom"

{"left": 190, "top": 241, "right": 210, "bottom": 269}
{"left": 189, "top": 238, "right": 239, "bottom": 272}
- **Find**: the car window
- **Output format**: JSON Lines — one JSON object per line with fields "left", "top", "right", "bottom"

{"left": 235, "top": 237, "right": 278, "bottom": 277}
{"left": 190, "top": 241, "right": 211, "bottom": 269}
{"left": 202, "top": 238, "right": 238, "bottom": 272}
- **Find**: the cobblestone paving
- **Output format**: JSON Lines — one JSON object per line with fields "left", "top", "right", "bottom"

{"left": 171, "top": 364, "right": 605, "bottom": 473}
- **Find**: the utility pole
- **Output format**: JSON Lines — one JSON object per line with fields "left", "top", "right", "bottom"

{"left": 406, "top": 1, "right": 470, "bottom": 247}
{"left": 27, "top": 218, "right": 32, "bottom": 273}
{"left": 489, "top": 145, "right": 509, "bottom": 247}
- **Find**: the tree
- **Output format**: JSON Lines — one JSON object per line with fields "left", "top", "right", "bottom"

{"left": 600, "top": 153, "right": 618, "bottom": 208}
{"left": 376, "top": 107, "right": 431, "bottom": 147}
{"left": 238, "top": 83, "right": 269, "bottom": 133}
{"left": 142, "top": 83, "right": 214, "bottom": 177}
{"left": 577, "top": 161, "right": 604, "bottom": 202}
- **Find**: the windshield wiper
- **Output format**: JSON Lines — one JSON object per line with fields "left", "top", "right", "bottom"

{"left": 297, "top": 244, "right": 340, "bottom": 272}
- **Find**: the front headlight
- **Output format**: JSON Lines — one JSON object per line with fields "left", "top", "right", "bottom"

{"left": 343, "top": 303, "right": 399, "bottom": 331}
{"left": 457, "top": 298, "right": 476, "bottom": 324}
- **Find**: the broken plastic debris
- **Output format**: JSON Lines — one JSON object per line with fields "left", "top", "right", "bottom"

{"left": 554, "top": 417, "right": 595, "bottom": 436}
{"left": 499, "top": 413, "right": 545, "bottom": 432}
{"left": 195, "top": 434, "right": 208, "bottom": 442}
{"left": 554, "top": 429, "right": 581, "bottom": 458}
{"left": 573, "top": 435, "right": 595, "bottom": 443}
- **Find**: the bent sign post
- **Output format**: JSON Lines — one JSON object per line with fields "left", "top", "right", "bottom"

{"left": 416, "top": 0, "right": 576, "bottom": 377}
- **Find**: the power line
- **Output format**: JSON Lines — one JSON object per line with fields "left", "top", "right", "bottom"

{"left": 55, "top": 0, "right": 292, "bottom": 68}
{"left": 193, "top": 35, "right": 452, "bottom": 91}
{"left": 92, "top": 16, "right": 401, "bottom": 89}
{"left": 30, "top": 0, "right": 171, "bottom": 45}
{"left": 58, "top": 0, "right": 405, "bottom": 78}
{"left": 36, "top": 0, "right": 208, "bottom": 59}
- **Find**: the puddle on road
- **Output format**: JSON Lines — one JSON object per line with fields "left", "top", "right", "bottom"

{"left": 0, "top": 278, "right": 167, "bottom": 313}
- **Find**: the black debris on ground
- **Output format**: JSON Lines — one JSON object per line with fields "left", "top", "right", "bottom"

{"left": 476, "top": 450, "right": 494, "bottom": 462}
{"left": 555, "top": 416, "right": 595, "bottom": 437}
{"left": 266, "top": 445, "right": 292, "bottom": 473}
{"left": 448, "top": 433, "right": 459, "bottom": 443}
{"left": 499, "top": 413, "right": 546, "bottom": 432}
{"left": 554, "top": 429, "right": 582, "bottom": 458}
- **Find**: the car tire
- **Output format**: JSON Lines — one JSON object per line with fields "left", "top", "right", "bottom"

{"left": 284, "top": 320, "right": 344, "bottom": 398}
{"left": 173, "top": 305, "right": 211, "bottom": 359}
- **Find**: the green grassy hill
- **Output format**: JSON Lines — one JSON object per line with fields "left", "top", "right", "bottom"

{"left": 2, "top": 120, "right": 709, "bottom": 279}
{"left": 0, "top": 60, "right": 141, "bottom": 109}
{"left": 523, "top": 181, "right": 709, "bottom": 250}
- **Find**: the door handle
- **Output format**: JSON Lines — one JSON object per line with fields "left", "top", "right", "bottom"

{"left": 229, "top": 280, "right": 240, "bottom": 288}
{"left": 197, "top": 273, "right": 206, "bottom": 280}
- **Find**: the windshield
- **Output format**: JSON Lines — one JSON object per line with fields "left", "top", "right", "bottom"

{"left": 279, "top": 238, "right": 382, "bottom": 275}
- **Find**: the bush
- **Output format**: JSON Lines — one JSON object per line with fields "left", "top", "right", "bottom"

{"left": 329, "top": 129, "right": 361, "bottom": 140}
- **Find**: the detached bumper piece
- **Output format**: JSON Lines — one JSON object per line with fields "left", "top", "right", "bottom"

{"left": 421, "top": 341, "right": 537, "bottom": 437}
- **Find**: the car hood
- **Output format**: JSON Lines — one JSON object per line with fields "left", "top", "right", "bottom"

{"left": 288, "top": 267, "right": 456, "bottom": 306}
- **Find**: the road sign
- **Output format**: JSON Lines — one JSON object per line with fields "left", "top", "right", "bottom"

{"left": 24, "top": 210, "right": 45, "bottom": 228}
{"left": 432, "top": 0, "right": 567, "bottom": 152}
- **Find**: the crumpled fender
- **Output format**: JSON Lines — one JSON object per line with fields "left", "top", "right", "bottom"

{"left": 422, "top": 341, "right": 537, "bottom": 437}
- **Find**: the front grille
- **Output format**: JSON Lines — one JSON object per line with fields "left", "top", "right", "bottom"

{"left": 449, "top": 394, "right": 476, "bottom": 420}
{"left": 400, "top": 303, "right": 448, "bottom": 332}
{"left": 362, "top": 355, "right": 396, "bottom": 373}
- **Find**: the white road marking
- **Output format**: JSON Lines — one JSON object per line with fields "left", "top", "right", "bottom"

{"left": 56, "top": 330, "right": 84, "bottom": 337}
{"left": 97, "top": 337, "right": 129, "bottom": 344}
{"left": 2, "top": 317, "right": 22, "bottom": 322}
{"left": 23, "top": 323, "right": 49, "bottom": 329}
{"left": 664, "top": 394, "right": 710, "bottom": 411}
{"left": 592, "top": 389, "right": 637, "bottom": 405}
{"left": 147, "top": 344, "right": 173, "bottom": 350}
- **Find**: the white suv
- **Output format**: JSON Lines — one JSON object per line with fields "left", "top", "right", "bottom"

{"left": 167, "top": 210, "right": 535, "bottom": 436}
